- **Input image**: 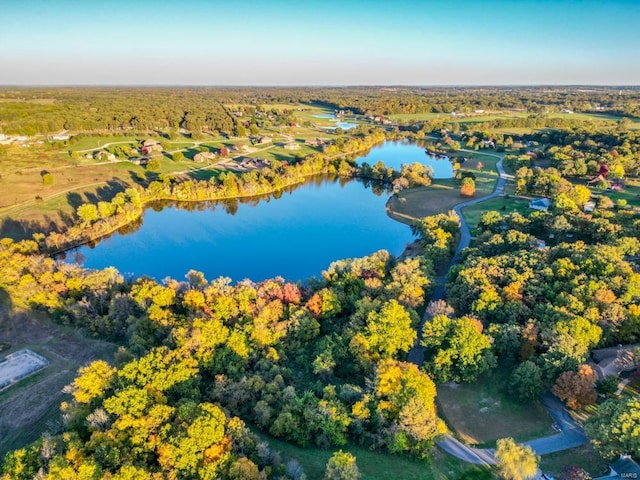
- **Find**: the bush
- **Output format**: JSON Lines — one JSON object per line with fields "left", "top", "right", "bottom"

{"left": 596, "top": 375, "right": 619, "bottom": 396}
{"left": 42, "top": 173, "right": 54, "bottom": 185}
{"left": 147, "top": 158, "right": 161, "bottom": 171}
{"left": 172, "top": 151, "right": 184, "bottom": 162}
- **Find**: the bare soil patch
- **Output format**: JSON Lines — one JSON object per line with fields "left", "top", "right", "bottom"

{"left": 0, "top": 312, "right": 117, "bottom": 455}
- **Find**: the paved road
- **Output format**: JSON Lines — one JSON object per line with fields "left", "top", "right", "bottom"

{"left": 406, "top": 152, "right": 588, "bottom": 465}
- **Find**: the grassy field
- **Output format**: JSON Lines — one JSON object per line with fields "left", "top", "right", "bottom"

{"left": 0, "top": 311, "right": 116, "bottom": 456}
{"left": 540, "top": 444, "right": 607, "bottom": 478}
{"left": 591, "top": 177, "right": 640, "bottom": 209}
{"left": 436, "top": 369, "right": 554, "bottom": 447}
{"left": 253, "top": 429, "right": 492, "bottom": 480}
{"left": 389, "top": 112, "right": 449, "bottom": 122}
{"left": 388, "top": 152, "right": 500, "bottom": 224}
{"left": 461, "top": 196, "right": 530, "bottom": 231}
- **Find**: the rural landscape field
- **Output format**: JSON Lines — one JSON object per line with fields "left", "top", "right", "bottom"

{"left": 1, "top": 1, "right": 640, "bottom": 479}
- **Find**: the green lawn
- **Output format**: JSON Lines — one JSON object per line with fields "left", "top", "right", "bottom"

{"left": 436, "top": 369, "right": 555, "bottom": 447}
{"left": 388, "top": 151, "right": 500, "bottom": 224}
{"left": 540, "top": 444, "right": 607, "bottom": 478}
{"left": 252, "top": 429, "right": 492, "bottom": 480}
{"left": 461, "top": 196, "right": 530, "bottom": 231}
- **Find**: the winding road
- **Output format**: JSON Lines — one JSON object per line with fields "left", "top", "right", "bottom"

{"left": 407, "top": 151, "right": 588, "bottom": 465}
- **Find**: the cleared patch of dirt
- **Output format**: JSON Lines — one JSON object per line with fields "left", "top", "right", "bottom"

{"left": 0, "top": 312, "right": 117, "bottom": 455}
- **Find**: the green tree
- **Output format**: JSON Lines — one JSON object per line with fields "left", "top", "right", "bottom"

{"left": 585, "top": 397, "right": 640, "bottom": 459}
{"left": 147, "top": 158, "right": 161, "bottom": 171}
{"left": 508, "top": 361, "right": 543, "bottom": 404}
{"left": 324, "top": 450, "right": 360, "bottom": 480}
{"left": 421, "top": 315, "right": 496, "bottom": 383}
{"left": 172, "top": 151, "right": 184, "bottom": 162}
{"left": 495, "top": 438, "right": 539, "bottom": 480}
{"left": 350, "top": 300, "right": 416, "bottom": 362}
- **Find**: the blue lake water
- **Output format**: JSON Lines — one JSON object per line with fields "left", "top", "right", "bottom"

{"left": 357, "top": 140, "right": 454, "bottom": 179}
{"left": 312, "top": 113, "right": 358, "bottom": 131}
{"left": 69, "top": 176, "right": 413, "bottom": 283}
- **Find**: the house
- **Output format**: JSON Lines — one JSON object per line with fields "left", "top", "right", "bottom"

{"left": 304, "top": 138, "right": 325, "bottom": 147}
{"left": 51, "top": 134, "right": 70, "bottom": 141}
{"left": 93, "top": 151, "right": 116, "bottom": 161}
{"left": 474, "top": 109, "right": 485, "bottom": 114}
{"left": 594, "top": 455, "right": 640, "bottom": 480}
{"left": 532, "top": 239, "right": 547, "bottom": 250}
{"left": 0, "top": 134, "right": 6, "bottom": 141}
{"left": 238, "top": 157, "right": 270, "bottom": 170}
{"left": 253, "top": 135, "right": 272, "bottom": 145}
{"left": 528, "top": 198, "right": 552, "bottom": 211}
{"left": 283, "top": 142, "right": 300, "bottom": 151}
{"left": 562, "top": 108, "right": 574, "bottom": 114}
{"left": 590, "top": 343, "right": 639, "bottom": 380}
{"left": 129, "top": 156, "right": 149, "bottom": 166}
{"left": 141, "top": 139, "right": 163, "bottom": 155}
{"left": 219, "top": 146, "right": 230, "bottom": 157}
{"left": 584, "top": 201, "right": 596, "bottom": 213}
{"left": 193, "top": 152, "right": 217, "bottom": 163}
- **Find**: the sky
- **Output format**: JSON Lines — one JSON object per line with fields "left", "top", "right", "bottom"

{"left": 1, "top": 0, "right": 639, "bottom": 86}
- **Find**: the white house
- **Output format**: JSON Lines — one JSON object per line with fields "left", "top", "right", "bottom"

{"left": 528, "top": 198, "right": 552, "bottom": 211}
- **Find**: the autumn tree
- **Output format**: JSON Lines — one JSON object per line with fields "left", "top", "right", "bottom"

{"left": 324, "top": 450, "right": 360, "bottom": 480}
{"left": 551, "top": 364, "right": 598, "bottom": 410}
{"left": 460, "top": 177, "right": 476, "bottom": 197}
{"left": 495, "top": 438, "right": 539, "bottom": 480}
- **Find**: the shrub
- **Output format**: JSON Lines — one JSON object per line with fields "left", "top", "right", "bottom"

{"left": 42, "top": 173, "right": 54, "bottom": 185}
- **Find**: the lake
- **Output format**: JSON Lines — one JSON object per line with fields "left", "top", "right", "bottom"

{"left": 312, "top": 113, "right": 358, "bottom": 131}
{"left": 357, "top": 140, "right": 454, "bottom": 179}
{"left": 68, "top": 176, "right": 414, "bottom": 283}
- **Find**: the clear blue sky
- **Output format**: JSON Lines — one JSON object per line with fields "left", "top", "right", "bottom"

{"left": 1, "top": 0, "right": 638, "bottom": 85}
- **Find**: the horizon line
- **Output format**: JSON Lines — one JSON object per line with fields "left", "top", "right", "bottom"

{"left": 0, "top": 83, "right": 639, "bottom": 89}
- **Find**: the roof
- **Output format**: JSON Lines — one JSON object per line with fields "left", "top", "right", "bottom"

{"left": 529, "top": 198, "right": 551, "bottom": 209}
{"left": 595, "top": 456, "right": 640, "bottom": 479}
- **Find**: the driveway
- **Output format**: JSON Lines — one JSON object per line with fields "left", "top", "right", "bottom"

{"left": 405, "top": 152, "right": 588, "bottom": 464}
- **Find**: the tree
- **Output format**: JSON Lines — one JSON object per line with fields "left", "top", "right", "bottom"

{"left": 560, "top": 465, "right": 592, "bottom": 480}
{"left": 551, "top": 364, "right": 597, "bottom": 410}
{"left": 324, "top": 450, "right": 360, "bottom": 480}
{"left": 172, "top": 151, "right": 184, "bottom": 162}
{"left": 147, "top": 158, "right": 161, "bottom": 171}
{"left": 66, "top": 360, "right": 116, "bottom": 404}
{"left": 585, "top": 397, "right": 640, "bottom": 459}
{"left": 41, "top": 172, "right": 54, "bottom": 185}
{"left": 508, "top": 361, "right": 543, "bottom": 404}
{"left": 77, "top": 203, "right": 99, "bottom": 226}
{"left": 228, "top": 458, "right": 259, "bottom": 480}
{"left": 421, "top": 315, "right": 496, "bottom": 383}
{"left": 495, "top": 438, "right": 539, "bottom": 480}
{"left": 460, "top": 177, "right": 475, "bottom": 197}
{"left": 351, "top": 300, "right": 416, "bottom": 362}
{"left": 236, "top": 123, "right": 247, "bottom": 137}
